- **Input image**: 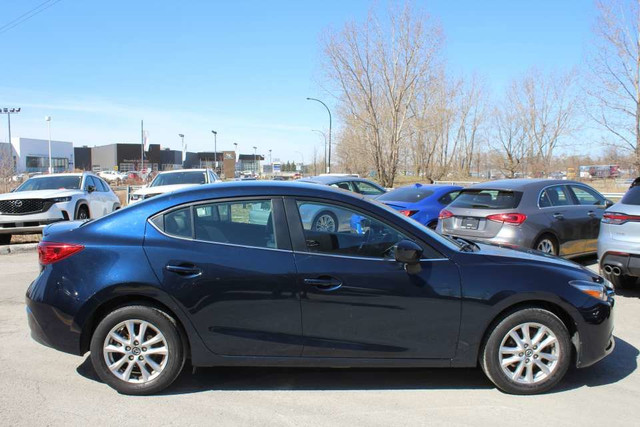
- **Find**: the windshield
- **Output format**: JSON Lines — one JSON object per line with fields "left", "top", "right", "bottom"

{"left": 151, "top": 171, "right": 207, "bottom": 187}
{"left": 16, "top": 176, "right": 82, "bottom": 191}
{"left": 449, "top": 189, "right": 523, "bottom": 210}
{"left": 378, "top": 186, "right": 434, "bottom": 203}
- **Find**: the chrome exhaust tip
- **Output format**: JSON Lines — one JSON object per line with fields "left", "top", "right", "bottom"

{"left": 612, "top": 266, "right": 622, "bottom": 276}
{"left": 603, "top": 265, "right": 613, "bottom": 274}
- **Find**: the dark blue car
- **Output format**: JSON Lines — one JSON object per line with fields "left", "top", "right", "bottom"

{"left": 27, "top": 182, "right": 615, "bottom": 395}
{"left": 376, "top": 184, "right": 463, "bottom": 229}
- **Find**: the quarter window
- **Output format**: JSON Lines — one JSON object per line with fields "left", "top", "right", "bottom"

{"left": 295, "top": 201, "right": 408, "bottom": 259}
{"left": 164, "top": 207, "right": 192, "bottom": 238}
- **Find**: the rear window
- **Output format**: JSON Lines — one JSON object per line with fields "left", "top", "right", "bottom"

{"left": 621, "top": 187, "right": 640, "bottom": 205}
{"left": 449, "top": 189, "right": 523, "bottom": 210}
{"left": 377, "top": 187, "right": 434, "bottom": 202}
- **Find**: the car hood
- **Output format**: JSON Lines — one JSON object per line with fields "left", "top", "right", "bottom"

{"left": 476, "top": 242, "right": 594, "bottom": 274}
{"left": 0, "top": 189, "right": 82, "bottom": 200}
{"left": 133, "top": 184, "right": 199, "bottom": 195}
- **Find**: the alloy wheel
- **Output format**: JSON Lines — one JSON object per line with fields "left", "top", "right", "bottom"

{"left": 536, "top": 239, "right": 554, "bottom": 254}
{"left": 103, "top": 319, "right": 169, "bottom": 383}
{"left": 499, "top": 322, "right": 559, "bottom": 384}
{"left": 314, "top": 214, "right": 336, "bottom": 232}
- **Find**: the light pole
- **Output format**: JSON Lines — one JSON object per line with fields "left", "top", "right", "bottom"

{"left": 0, "top": 108, "right": 20, "bottom": 172}
{"left": 311, "top": 129, "right": 327, "bottom": 173}
{"left": 268, "top": 149, "right": 272, "bottom": 174}
{"left": 179, "top": 134, "right": 185, "bottom": 165}
{"left": 306, "top": 98, "right": 332, "bottom": 173}
{"left": 45, "top": 116, "right": 52, "bottom": 174}
{"left": 253, "top": 146, "right": 257, "bottom": 176}
{"left": 211, "top": 130, "right": 217, "bottom": 173}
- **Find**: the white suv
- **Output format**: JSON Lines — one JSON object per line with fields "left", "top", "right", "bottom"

{"left": 128, "top": 169, "right": 221, "bottom": 204}
{"left": 0, "top": 172, "right": 121, "bottom": 244}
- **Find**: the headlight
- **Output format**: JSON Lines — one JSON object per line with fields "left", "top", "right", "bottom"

{"left": 569, "top": 280, "right": 609, "bottom": 301}
{"left": 50, "top": 196, "right": 72, "bottom": 203}
{"left": 130, "top": 194, "right": 142, "bottom": 200}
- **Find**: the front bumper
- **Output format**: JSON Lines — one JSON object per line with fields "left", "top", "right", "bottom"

{"left": 574, "top": 294, "right": 615, "bottom": 368}
{"left": 0, "top": 203, "right": 72, "bottom": 234}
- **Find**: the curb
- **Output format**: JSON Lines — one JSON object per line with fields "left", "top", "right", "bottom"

{"left": 0, "top": 243, "right": 39, "bottom": 255}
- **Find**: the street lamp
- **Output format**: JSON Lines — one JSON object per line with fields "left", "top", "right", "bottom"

{"left": 306, "top": 98, "right": 332, "bottom": 173}
{"left": 268, "top": 149, "right": 272, "bottom": 169}
{"left": 211, "top": 130, "right": 217, "bottom": 172}
{"left": 0, "top": 108, "right": 20, "bottom": 171}
{"left": 311, "top": 129, "right": 327, "bottom": 173}
{"left": 45, "top": 116, "right": 52, "bottom": 174}
{"left": 253, "top": 146, "right": 258, "bottom": 176}
{"left": 179, "top": 134, "right": 185, "bottom": 165}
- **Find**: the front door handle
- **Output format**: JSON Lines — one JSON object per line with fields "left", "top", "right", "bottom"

{"left": 553, "top": 213, "right": 564, "bottom": 220}
{"left": 587, "top": 211, "right": 596, "bottom": 217}
{"left": 304, "top": 277, "right": 343, "bottom": 292}
{"left": 165, "top": 264, "right": 202, "bottom": 277}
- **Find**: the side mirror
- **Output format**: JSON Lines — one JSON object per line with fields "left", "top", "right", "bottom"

{"left": 394, "top": 239, "right": 423, "bottom": 265}
{"left": 87, "top": 185, "right": 96, "bottom": 193}
{"left": 605, "top": 199, "right": 614, "bottom": 208}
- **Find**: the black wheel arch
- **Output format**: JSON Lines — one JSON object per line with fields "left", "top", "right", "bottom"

{"left": 532, "top": 231, "right": 559, "bottom": 251}
{"left": 74, "top": 199, "right": 91, "bottom": 219}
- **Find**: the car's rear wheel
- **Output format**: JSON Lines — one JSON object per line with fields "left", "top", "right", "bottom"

{"left": 312, "top": 211, "right": 338, "bottom": 232}
{"left": 0, "top": 234, "right": 11, "bottom": 245}
{"left": 480, "top": 308, "right": 571, "bottom": 395}
{"left": 76, "top": 205, "right": 90, "bottom": 220}
{"left": 534, "top": 235, "right": 558, "bottom": 256}
{"left": 90, "top": 305, "right": 185, "bottom": 395}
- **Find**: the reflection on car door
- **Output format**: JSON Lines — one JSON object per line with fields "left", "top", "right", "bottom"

{"left": 286, "top": 198, "right": 461, "bottom": 359}
{"left": 567, "top": 185, "right": 606, "bottom": 253}
{"left": 143, "top": 198, "right": 303, "bottom": 357}
{"left": 539, "top": 185, "right": 586, "bottom": 255}
{"left": 84, "top": 176, "right": 103, "bottom": 217}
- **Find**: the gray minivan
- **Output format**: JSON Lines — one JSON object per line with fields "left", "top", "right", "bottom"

{"left": 436, "top": 179, "right": 612, "bottom": 257}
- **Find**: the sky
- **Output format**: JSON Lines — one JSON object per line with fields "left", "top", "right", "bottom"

{"left": 0, "top": 0, "right": 598, "bottom": 163}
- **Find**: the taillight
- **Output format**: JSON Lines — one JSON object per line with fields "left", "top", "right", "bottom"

{"left": 602, "top": 212, "right": 640, "bottom": 225}
{"left": 399, "top": 209, "right": 418, "bottom": 217}
{"left": 38, "top": 241, "right": 84, "bottom": 265}
{"left": 486, "top": 213, "right": 527, "bottom": 225}
{"left": 439, "top": 209, "right": 454, "bottom": 220}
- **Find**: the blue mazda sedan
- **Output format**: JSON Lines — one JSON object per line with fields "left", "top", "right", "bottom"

{"left": 26, "top": 182, "right": 615, "bottom": 395}
{"left": 376, "top": 183, "right": 463, "bottom": 228}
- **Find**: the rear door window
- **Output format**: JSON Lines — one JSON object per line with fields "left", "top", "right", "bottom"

{"left": 449, "top": 189, "right": 522, "bottom": 209}
{"left": 352, "top": 181, "right": 385, "bottom": 196}
{"left": 329, "top": 181, "right": 354, "bottom": 192}
{"left": 539, "top": 186, "right": 572, "bottom": 207}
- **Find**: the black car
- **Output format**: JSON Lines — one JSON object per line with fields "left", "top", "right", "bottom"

{"left": 27, "top": 182, "right": 614, "bottom": 395}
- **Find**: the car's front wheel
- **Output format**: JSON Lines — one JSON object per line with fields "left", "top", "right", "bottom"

{"left": 90, "top": 305, "right": 185, "bottom": 395}
{"left": 480, "top": 307, "right": 571, "bottom": 395}
{"left": 312, "top": 211, "right": 338, "bottom": 232}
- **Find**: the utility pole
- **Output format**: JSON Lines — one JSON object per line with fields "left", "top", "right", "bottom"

{"left": 1, "top": 108, "right": 20, "bottom": 173}
{"left": 253, "top": 146, "right": 257, "bottom": 176}
{"left": 306, "top": 98, "right": 332, "bottom": 173}
{"left": 179, "top": 134, "right": 185, "bottom": 166}
{"left": 211, "top": 130, "right": 217, "bottom": 173}
{"left": 45, "top": 116, "right": 52, "bottom": 174}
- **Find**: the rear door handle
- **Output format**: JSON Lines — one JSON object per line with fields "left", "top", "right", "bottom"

{"left": 553, "top": 213, "right": 564, "bottom": 220}
{"left": 304, "top": 277, "right": 343, "bottom": 292}
{"left": 587, "top": 211, "right": 596, "bottom": 217}
{"left": 165, "top": 264, "right": 202, "bottom": 277}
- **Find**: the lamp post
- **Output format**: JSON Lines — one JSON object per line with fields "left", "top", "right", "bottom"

{"left": 306, "top": 98, "right": 332, "bottom": 173}
{"left": 268, "top": 149, "right": 272, "bottom": 174}
{"left": 211, "top": 130, "right": 217, "bottom": 172}
{"left": 311, "top": 129, "right": 327, "bottom": 173}
{"left": 253, "top": 146, "right": 257, "bottom": 177}
{"left": 0, "top": 108, "right": 20, "bottom": 172}
{"left": 45, "top": 116, "right": 52, "bottom": 174}
{"left": 179, "top": 134, "right": 185, "bottom": 165}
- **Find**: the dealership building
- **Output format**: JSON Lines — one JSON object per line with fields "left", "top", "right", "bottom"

{"left": 10, "top": 137, "right": 75, "bottom": 174}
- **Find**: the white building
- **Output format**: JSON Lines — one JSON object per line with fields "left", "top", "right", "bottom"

{"left": 11, "top": 137, "right": 74, "bottom": 174}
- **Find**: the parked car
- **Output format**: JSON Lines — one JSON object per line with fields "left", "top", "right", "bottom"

{"left": 128, "top": 169, "right": 221, "bottom": 204}
{"left": 437, "top": 179, "right": 612, "bottom": 257}
{"left": 28, "top": 181, "right": 614, "bottom": 395}
{"left": 298, "top": 175, "right": 387, "bottom": 197}
{"left": 0, "top": 172, "right": 120, "bottom": 244}
{"left": 598, "top": 181, "right": 640, "bottom": 288}
{"left": 98, "top": 170, "right": 128, "bottom": 184}
{"left": 377, "top": 183, "right": 462, "bottom": 229}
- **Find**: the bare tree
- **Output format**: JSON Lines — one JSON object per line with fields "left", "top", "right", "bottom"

{"left": 324, "top": 4, "right": 444, "bottom": 186}
{"left": 588, "top": 0, "right": 640, "bottom": 170}
{"left": 491, "top": 96, "right": 529, "bottom": 178}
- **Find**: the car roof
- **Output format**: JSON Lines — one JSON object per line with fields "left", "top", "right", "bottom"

{"left": 31, "top": 172, "right": 85, "bottom": 178}
{"left": 157, "top": 169, "right": 209, "bottom": 175}
{"left": 299, "top": 175, "right": 378, "bottom": 185}
{"left": 392, "top": 183, "right": 462, "bottom": 191}
{"left": 468, "top": 179, "right": 581, "bottom": 191}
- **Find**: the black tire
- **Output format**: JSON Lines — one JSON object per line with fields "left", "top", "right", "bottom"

{"left": 76, "top": 205, "right": 90, "bottom": 220}
{"left": 113, "top": 203, "right": 121, "bottom": 212}
{"left": 605, "top": 272, "right": 635, "bottom": 289}
{"left": 89, "top": 305, "right": 185, "bottom": 395}
{"left": 312, "top": 211, "right": 338, "bottom": 232}
{"left": 533, "top": 234, "right": 558, "bottom": 256}
{"left": 480, "top": 307, "right": 571, "bottom": 395}
{"left": 0, "top": 234, "right": 11, "bottom": 245}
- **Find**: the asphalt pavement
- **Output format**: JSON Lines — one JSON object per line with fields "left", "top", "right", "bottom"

{"left": 1, "top": 252, "right": 639, "bottom": 426}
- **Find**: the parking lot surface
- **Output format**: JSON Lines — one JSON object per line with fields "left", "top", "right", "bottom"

{"left": 1, "top": 252, "right": 639, "bottom": 426}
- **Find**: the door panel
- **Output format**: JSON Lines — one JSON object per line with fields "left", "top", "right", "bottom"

{"left": 568, "top": 185, "right": 606, "bottom": 253}
{"left": 143, "top": 198, "right": 302, "bottom": 357}
{"left": 540, "top": 185, "right": 585, "bottom": 255}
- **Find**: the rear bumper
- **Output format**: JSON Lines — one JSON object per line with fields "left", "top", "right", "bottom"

{"left": 599, "top": 252, "right": 640, "bottom": 277}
